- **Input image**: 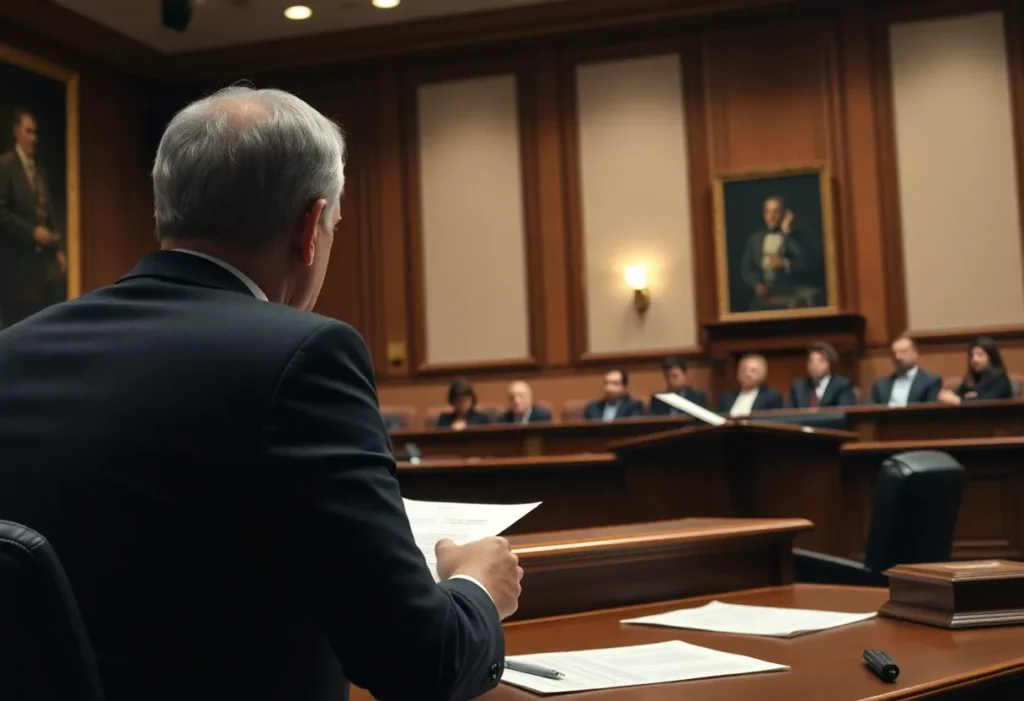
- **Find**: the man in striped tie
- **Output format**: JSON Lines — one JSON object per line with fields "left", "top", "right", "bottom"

{"left": 0, "top": 106, "right": 64, "bottom": 328}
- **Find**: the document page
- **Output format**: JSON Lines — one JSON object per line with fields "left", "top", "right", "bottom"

{"left": 654, "top": 393, "right": 728, "bottom": 426}
{"left": 402, "top": 499, "right": 540, "bottom": 581}
{"left": 622, "top": 600, "right": 877, "bottom": 637}
{"left": 501, "top": 640, "right": 787, "bottom": 694}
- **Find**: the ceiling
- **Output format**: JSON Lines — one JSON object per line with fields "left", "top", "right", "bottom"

{"left": 52, "top": 0, "right": 574, "bottom": 53}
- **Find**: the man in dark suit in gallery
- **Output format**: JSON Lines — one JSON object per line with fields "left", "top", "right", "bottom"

{"left": 0, "top": 87, "right": 520, "bottom": 701}
{"left": 740, "top": 195, "right": 807, "bottom": 311}
{"left": 0, "top": 107, "right": 64, "bottom": 327}
{"left": 717, "top": 353, "right": 784, "bottom": 416}
{"left": 869, "top": 334, "right": 942, "bottom": 407}
{"left": 583, "top": 368, "right": 645, "bottom": 421}
{"left": 788, "top": 341, "right": 858, "bottom": 408}
{"left": 649, "top": 355, "right": 708, "bottom": 415}
{"left": 497, "top": 380, "right": 552, "bottom": 424}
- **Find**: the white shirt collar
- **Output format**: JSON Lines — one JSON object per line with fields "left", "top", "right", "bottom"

{"left": 899, "top": 366, "right": 919, "bottom": 381}
{"left": 172, "top": 249, "right": 268, "bottom": 301}
{"left": 15, "top": 145, "right": 33, "bottom": 173}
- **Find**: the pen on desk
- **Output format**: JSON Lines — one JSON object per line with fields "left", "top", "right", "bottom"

{"left": 863, "top": 648, "right": 899, "bottom": 683}
{"left": 504, "top": 659, "right": 565, "bottom": 679}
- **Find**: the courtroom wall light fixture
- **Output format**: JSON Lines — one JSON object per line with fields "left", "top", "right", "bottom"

{"left": 625, "top": 266, "right": 651, "bottom": 314}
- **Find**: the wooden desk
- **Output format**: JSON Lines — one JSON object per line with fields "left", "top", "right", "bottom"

{"left": 389, "top": 400, "right": 1024, "bottom": 459}
{"left": 489, "top": 584, "right": 1024, "bottom": 700}
{"left": 508, "top": 517, "right": 810, "bottom": 619}
{"left": 399, "top": 423, "right": 854, "bottom": 552}
{"left": 841, "top": 437, "right": 1024, "bottom": 562}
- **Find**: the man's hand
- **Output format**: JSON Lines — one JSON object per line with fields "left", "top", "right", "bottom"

{"left": 755, "top": 283, "right": 769, "bottom": 297}
{"left": 56, "top": 250, "right": 67, "bottom": 274}
{"left": 938, "top": 388, "right": 962, "bottom": 405}
{"left": 435, "top": 536, "right": 523, "bottom": 620}
{"left": 451, "top": 418, "right": 467, "bottom": 432}
{"left": 781, "top": 209, "right": 795, "bottom": 234}
{"left": 33, "top": 226, "right": 59, "bottom": 246}
{"left": 769, "top": 255, "right": 787, "bottom": 270}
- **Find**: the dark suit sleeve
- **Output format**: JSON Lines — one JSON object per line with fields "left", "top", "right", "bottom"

{"left": 972, "top": 372, "right": 1014, "bottom": 400}
{"left": 469, "top": 412, "right": 491, "bottom": 426}
{"left": 868, "top": 379, "right": 884, "bottom": 405}
{"left": 717, "top": 393, "right": 733, "bottom": 413}
{"left": 649, "top": 395, "right": 668, "bottom": 416}
{"left": 835, "top": 379, "right": 857, "bottom": 406}
{"left": 923, "top": 374, "right": 942, "bottom": 402}
{"left": 783, "top": 232, "right": 807, "bottom": 274}
{"left": 764, "top": 388, "right": 784, "bottom": 410}
{"left": 693, "top": 389, "right": 708, "bottom": 409}
{"left": 263, "top": 322, "right": 503, "bottom": 701}
{"left": 0, "top": 156, "right": 36, "bottom": 247}
{"left": 740, "top": 235, "right": 762, "bottom": 290}
{"left": 625, "top": 398, "right": 645, "bottom": 417}
{"left": 787, "top": 381, "right": 802, "bottom": 408}
{"left": 496, "top": 410, "right": 512, "bottom": 424}
{"left": 582, "top": 401, "right": 600, "bottom": 420}
{"left": 435, "top": 412, "right": 454, "bottom": 428}
{"left": 532, "top": 406, "right": 552, "bottom": 422}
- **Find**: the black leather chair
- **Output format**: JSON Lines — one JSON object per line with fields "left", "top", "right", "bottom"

{"left": 0, "top": 521, "right": 105, "bottom": 701}
{"left": 795, "top": 450, "right": 965, "bottom": 586}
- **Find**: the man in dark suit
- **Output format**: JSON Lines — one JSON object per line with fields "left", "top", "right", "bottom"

{"left": 583, "top": 368, "right": 645, "bottom": 421}
{"left": 0, "top": 107, "right": 64, "bottom": 327}
{"left": 869, "top": 334, "right": 941, "bottom": 406}
{"left": 497, "top": 381, "right": 552, "bottom": 424}
{"left": 650, "top": 355, "right": 707, "bottom": 415}
{"left": 717, "top": 353, "right": 784, "bottom": 416}
{"left": 788, "top": 341, "right": 858, "bottom": 408}
{"left": 0, "top": 87, "right": 520, "bottom": 701}
{"left": 739, "top": 196, "right": 807, "bottom": 311}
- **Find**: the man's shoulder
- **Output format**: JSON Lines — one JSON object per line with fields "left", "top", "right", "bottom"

{"left": 0, "top": 150, "right": 15, "bottom": 170}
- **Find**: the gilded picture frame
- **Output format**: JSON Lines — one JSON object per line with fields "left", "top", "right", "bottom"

{"left": 712, "top": 164, "right": 839, "bottom": 322}
{"left": 0, "top": 43, "right": 80, "bottom": 329}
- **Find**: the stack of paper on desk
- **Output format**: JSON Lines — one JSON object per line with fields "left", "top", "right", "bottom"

{"left": 622, "top": 600, "right": 877, "bottom": 637}
{"left": 654, "top": 392, "right": 728, "bottom": 425}
{"left": 402, "top": 499, "right": 540, "bottom": 581}
{"left": 501, "top": 640, "right": 787, "bottom": 694}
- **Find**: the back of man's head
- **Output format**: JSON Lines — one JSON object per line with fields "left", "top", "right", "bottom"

{"left": 152, "top": 86, "right": 346, "bottom": 248}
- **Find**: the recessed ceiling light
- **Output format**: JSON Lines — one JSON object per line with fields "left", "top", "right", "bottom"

{"left": 372, "top": 0, "right": 400, "bottom": 8}
{"left": 284, "top": 5, "right": 313, "bottom": 20}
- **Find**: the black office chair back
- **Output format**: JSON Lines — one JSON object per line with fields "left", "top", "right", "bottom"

{"left": 863, "top": 451, "right": 965, "bottom": 574}
{"left": 0, "top": 521, "right": 105, "bottom": 701}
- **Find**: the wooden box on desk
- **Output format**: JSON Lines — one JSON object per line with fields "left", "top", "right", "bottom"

{"left": 879, "top": 560, "right": 1024, "bottom": 629}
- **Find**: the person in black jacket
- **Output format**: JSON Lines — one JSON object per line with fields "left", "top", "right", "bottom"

{"left": 436, "top": 377, "right": 492, "bottom": 430}
{"left": 868, "top": 334, "right": 942, "bottom": 406}
{"left": 939, "top": 336, "right": 1014, "bottom": 404}
{"left": 788, "top": 341, "right": 857, "bottom": 408}
{"left": 649, "top": 356, "right": 708, "bottom": 415}
{"left": 497, "top": 381, "right": 552, "bottom": 424}
{"left": 717, "top": 353, "right": 784, "bottom": 416}
{"left": 583, "top": 369, "right": 645, "bottom": 421}
{"left": 0, "top": 86, "right": 519, "bottom": 701}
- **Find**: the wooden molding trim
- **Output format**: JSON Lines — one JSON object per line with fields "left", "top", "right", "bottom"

{"left": 908, "top": 323, "right": 1024, "bottom": 346}
{"left": 401, "top": 57, "right": 545, "bottom": 377}
{"left": 577, "top": 347, "right": 705, "bottom": 367}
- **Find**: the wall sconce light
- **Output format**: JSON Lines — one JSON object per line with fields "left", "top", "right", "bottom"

{"left": 624, "top": 266, "right": 651, "bottom": 313}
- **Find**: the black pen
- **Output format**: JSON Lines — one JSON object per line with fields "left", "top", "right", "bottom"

{"left": 864, "top": 648, "right": 899, "bottom": 683}
{"left": 505, "top": 659, "right": 565, "bottom": 679}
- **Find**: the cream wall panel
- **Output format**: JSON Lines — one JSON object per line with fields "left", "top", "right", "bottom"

{"left": 576, "top": 54, "right": 698, "bottom": 354}
{"left": 417, "top": 74, "right": 531, "bottom": 365}
{"left": 890, "top": 12, "right": 1024, "bottom": 331}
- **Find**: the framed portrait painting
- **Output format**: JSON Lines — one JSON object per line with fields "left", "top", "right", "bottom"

{"left": 0, "top": 44, "right": 79, "bottom": 330}
{"left": 712, "top": 164, "right": 838, "bottom": 321}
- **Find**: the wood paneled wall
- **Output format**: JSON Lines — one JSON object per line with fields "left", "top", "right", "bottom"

{"left": 8, "top": 0, "right": 1024, "bottom": 424}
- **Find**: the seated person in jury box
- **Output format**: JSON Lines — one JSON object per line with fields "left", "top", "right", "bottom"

{"left": 717, "top": 353, "right": 784, "bottom": 416}
{"left": 497, "top": 380, "right": 552, "bottom": 424}
{"left": 583, "top": 368, "right": 645, "bottom": 421}
{"left": 436, "top": 376, "right": 493, "bottom": 430}
{"left": 868, "top": 334, "right": 941, "bottom": 406}
{"left": 0, "top": 87, "right": 519, "bottom": 701}
{"left": 788, "top": 341, "right": 857, "bottom": 408}
{"left": 939, "top": 336, "right": 1014, "bottom": 405}
{"left": 649, "top": 355, "right": 708, "bottom": 414}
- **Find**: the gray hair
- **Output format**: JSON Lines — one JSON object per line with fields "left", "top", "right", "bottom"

{"left": 152, "top": 86, "right": 346, "bottom": 246}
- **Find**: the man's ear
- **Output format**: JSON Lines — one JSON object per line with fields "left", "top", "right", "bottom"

{"left": 297, "top": 198, "right": 329, "bottom": 267}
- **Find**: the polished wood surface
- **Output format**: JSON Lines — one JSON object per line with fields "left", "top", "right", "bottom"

{"left": 399, "top": 423, "right": 852, "bottom": 551}
{"left": 487, "top": 584, "right": 1024, "bottom": 700}
{"left": 390, "top": 401, "right": 1024, "bottom": 459}
{"left": 841, "top": 436, "right": 1024, "bottom": 561}
{"left": 507, "top": 518, "right": 811, "bottom": 619}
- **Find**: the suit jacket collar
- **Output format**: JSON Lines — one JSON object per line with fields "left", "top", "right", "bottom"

{"left": 119, "top": 250, "right": 255, "bottom": 298}
{"left": 818, "top": 377, "right": 838, "bottom": 406}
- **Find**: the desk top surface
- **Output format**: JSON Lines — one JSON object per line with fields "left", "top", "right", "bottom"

{"left": 486, "top": 584, "right": 1024, "bottom": 700}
